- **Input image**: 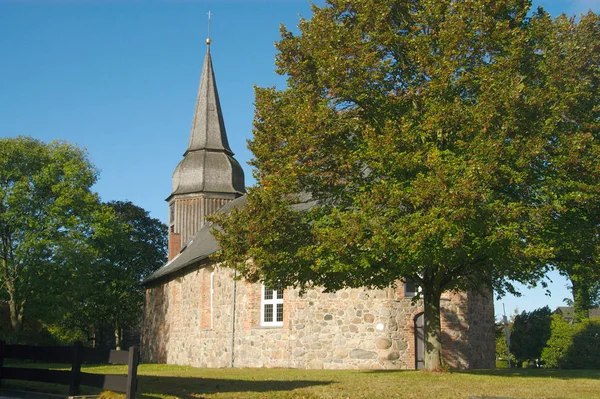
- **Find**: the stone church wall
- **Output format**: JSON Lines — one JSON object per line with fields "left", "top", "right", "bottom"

{"left": 142, "top": 264, "right": 495, "bottom": 369}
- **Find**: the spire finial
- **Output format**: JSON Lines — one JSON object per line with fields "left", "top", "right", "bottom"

{"left": 206, "top": 11, "right": 212, "bottom": 50}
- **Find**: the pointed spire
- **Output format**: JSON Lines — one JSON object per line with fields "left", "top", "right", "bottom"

{"left": 169, "top": 29, "right": 245, "bottom": 199}
{"left": 185, "top": 46, "right": 232, "bottom": 156}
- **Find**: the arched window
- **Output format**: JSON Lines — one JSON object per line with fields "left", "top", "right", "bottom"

{"left": 414, "top": 312, "right": 425, "bottom": 369}
{"left": 209, "top": 270, "right": 214, "bottom": 329}
{"left": 201, "top": 266, "right": 214, "bottom": 329}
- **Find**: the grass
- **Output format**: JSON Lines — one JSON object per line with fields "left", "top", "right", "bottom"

{"left": 2, "top": 363, "right": 600, "bottom": 399}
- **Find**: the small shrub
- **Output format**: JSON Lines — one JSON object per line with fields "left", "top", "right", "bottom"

{"left": 44, "top": 324, "right": 87, "bottom": 346}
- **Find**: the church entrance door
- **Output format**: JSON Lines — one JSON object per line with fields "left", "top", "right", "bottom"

{"left": 414, "top": 312, "right": 425, "bottom": 369}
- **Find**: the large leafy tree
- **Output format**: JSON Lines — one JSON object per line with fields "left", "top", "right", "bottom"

{"left": 0, "top": 136, "right": 99, "bottom": 332}
{"left": 60, "top": 201, "right": 167, "bottom": 348}
{"left": 214, "top": 0, "right": 597, "bottom": 369}
{"left": 543, "top": 13, "right": 600, "bottom": 323}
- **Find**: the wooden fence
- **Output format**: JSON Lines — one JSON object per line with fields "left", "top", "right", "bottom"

{"left": 0, "top": 340, "right": 139, "bottom": 399}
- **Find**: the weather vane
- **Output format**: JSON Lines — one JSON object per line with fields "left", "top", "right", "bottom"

{"left": 206, "top": 11, "right": 212, "bottom": 46}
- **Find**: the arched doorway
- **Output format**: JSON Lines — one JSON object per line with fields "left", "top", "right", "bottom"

{"left": 414, "top": 312, "right": 424, "bottom": 369}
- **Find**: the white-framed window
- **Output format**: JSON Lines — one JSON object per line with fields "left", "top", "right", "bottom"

{"left": 261, "top": 285, "right": 284, "bottom": 327}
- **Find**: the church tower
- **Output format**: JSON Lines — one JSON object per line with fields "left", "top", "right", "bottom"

{"left": 167, "top": 38, "right": 245, "bottom": 260}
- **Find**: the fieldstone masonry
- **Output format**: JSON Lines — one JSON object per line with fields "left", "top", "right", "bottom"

{"left": 142, "top": 263, "right": 495, "bottom": 369}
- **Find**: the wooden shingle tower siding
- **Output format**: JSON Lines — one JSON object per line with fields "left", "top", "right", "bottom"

{"left": 167, "top": 40, "right": 245, "bottom": 260}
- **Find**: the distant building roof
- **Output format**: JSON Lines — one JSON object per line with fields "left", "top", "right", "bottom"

{"left": 556, "top": 306, "right": 600, "bottom": 321}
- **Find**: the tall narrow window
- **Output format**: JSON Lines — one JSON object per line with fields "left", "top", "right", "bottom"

{"left": 210, "top": 270, "right": 214, "bottom": 329}
{"left": 261, "top": 285, "right": 284, "bottom": 327}
{"left": 404, "top": 278, "right": 421, "bottom": 298}
{"left": 201, "top": 266, "right": 214, "bottom": 329}
{"left": 169, "top": 203, "right": 175, "bottom": 229}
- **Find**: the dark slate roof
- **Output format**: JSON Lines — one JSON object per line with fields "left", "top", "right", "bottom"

{"left": 143, "top": 195, "right": 247, "bottom": 285}
{"left": 142, "top": 192, "right": 320, "bottom": 285}
{"left": 171, "top": 150, "right": 245, "bottom": 196}
{"left": 169, "top": 45, "right": 245, "bottom": 199}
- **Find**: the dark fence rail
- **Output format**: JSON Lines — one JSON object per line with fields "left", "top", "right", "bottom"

{"left": 0, "top": 340, "right": 138, "bottom": 399}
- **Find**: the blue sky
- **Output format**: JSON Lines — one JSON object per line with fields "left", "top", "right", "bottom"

{"left": 1, "top": 0, "right": 598, "bottom": 318}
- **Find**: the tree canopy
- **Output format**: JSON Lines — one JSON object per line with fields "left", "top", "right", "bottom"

{"left": 539, "top": 11, "right": 600, "bottom": 322}
{"left": 214, "top": 0, "right": 600, "bottom": 370}
{"left": 510, "top": 306, "right": 552, "bottom": 367}
{"left": 0, "top": 136, "right": 100, "bottom": 332}
{"left": 1, "top": 137, "right": 167, "bottom": 349}
{"left": 63, "top": 200, "right": 168, "bottom": 348}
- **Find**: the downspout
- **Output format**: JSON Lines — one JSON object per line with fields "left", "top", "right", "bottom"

{"left": 229, "top": 270, "right": 237, "bottom": 368}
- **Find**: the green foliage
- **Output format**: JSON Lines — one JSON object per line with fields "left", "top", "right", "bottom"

{"left": 542, "top": 315, "right": 600, "bottom": 369}
{"left": 543, "top": 12, "right": 600, "bottom": 323}
{"left": 213, "top": 0, "right": 599, "bottom": 370}
{"left": 59, "top": 200, "right": 167, "bottom": 348}
{"left": 495, "top": 359, "right": 510, "bottom": 369}
{"left": 563, "top": 269, "right": 600, "bottom": 323}
{"left": 0, "top": 136, "right": 99, "bottom": 332}
{"left": 44, "top": 323, "right": 88, "bottom": 346}
{"left": 0, "top": 326, "right": 58, "bottom": 346}
{"left": 510, "top": 306, "right": 552, "bottom": 366}
{"left": 0, "top": 136, "right": 166, "bottom": 347}
{"left": 495, "top": 320, "right": 515, "bottom": 366}
{"left": 541, "top": 314, "right": 578, "bottom": 368}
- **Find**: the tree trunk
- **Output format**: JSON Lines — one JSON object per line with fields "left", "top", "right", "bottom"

{"left": 9, "top": 302, "right": 23, "bottom": 332}
{"left": 91, "top": 327, "right": 96, "bottom": 348}
{"left": 6, "top": 276, "right": 23, "bottom": 332}
{"left": 570, "top": 276, "right": 590, "bottom": 323}
{"left": 115, "top": 327, "right": 122, "bottom": 350}
{"left": 423, "top": 285, "right": 443, "bottom": 370}
{"left": 0, "top": 258, "right": 23, "bottom": 332}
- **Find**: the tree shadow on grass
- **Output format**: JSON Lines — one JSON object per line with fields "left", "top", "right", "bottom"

{"left": 137, "top": 375, "right": 333, "bottom": 399}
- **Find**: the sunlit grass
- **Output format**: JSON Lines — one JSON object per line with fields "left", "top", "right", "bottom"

{"left": 3, "top": 363, "right": 600, "bottom": 399}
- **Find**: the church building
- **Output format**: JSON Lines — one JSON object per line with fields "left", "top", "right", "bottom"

{"left": 141, "top": 39, "right": 495, "bottom": 370}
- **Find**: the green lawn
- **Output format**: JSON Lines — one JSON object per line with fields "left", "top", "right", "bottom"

{"left": 3, "top": 364, "right": 600, "bottom": 399}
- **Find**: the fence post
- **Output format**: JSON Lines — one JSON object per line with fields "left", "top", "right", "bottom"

{"left": 69, "top": 340, "right": 83, "bottom": 396}
{"left": 126, "top": 346, "right": 139, "bottom": 399}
